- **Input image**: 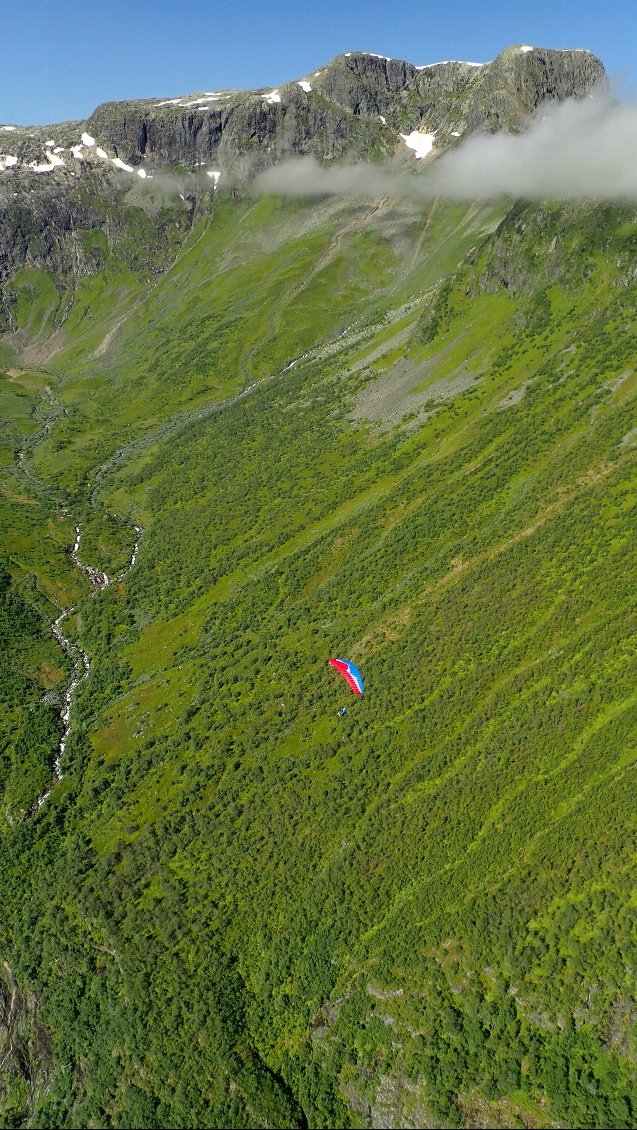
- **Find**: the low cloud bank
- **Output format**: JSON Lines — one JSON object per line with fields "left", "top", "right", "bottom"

{"left": 253, "top": 88, "right": 637, "bottom": 203}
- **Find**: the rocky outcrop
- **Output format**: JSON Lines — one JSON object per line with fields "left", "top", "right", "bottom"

{"left": 0, "top": 46, "right": 606, "bottom": 184}
{"left": 85, "top": 83, "right": 392, "bottom": 174}
{"left": 81, "top": 45, "right": 605, "bottom": 173}
{"left": 0, "top": 963, "right": 52, "bottom": 1126}
{"left": 0, "top": 177, "right": 108, "bottom": 283}
{"left": 459, "top": 46, "right": 607, "bottom": 131}
{"left": 0, "top": 46, "right": 605, "bottom": 184}
{"left": 0, "top": 171, "right": 192, "bottom": 337}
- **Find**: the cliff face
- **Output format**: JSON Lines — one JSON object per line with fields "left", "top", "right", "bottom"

{"left": 0, "top": 45, "right": 606, "bottom": 322}
{"left": 0, "top": 178, "right": 111, "bottom": 284}
{"left": 85, "top": 83, "right": 392, "bottom": 172}
{"left": 82, "top": 46, "right": 605, "bottom": 170}
{"left": 460, "top": 46, "right": 606, "bottom": 130}
{"left": 306, "top": 46, "right": 605, "bottom": 131}
{"left": 0, "top": 963, "right": 51, "bottom": 1125}
{"left": 0, "top": 173, "right": 193, "bottom": 340}
{"left": 0, "top": 46, "right": 607, "bottom": 180}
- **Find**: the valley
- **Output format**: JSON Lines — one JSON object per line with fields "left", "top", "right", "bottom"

{"left": 1, "top": 46, "right": 637, "bottom": 1130}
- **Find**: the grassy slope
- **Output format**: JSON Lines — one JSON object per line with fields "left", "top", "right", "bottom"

{"left": 2, "top": 191, "right": 637, "bottom": 1128}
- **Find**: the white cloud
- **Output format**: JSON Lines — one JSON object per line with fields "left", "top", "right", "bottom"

{"left": 254, "top": 88, "right": 637, "bottom": 205}
{"left": 426, "top": 87, "right": 637, "bottom": 202}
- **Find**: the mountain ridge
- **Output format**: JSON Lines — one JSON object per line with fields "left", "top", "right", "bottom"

{"left": 2, "top": 41, "right": 637, "bottom": 1130}
{"left": 0, "top": 42, "right": 606, "bottom": 349}
{"left": 1, "top": 45, "right": 605, "bottom": 181}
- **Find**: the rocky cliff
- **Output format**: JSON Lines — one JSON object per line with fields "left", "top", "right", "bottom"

{"left": 1, "top": 45, "right": 605, "bottom": 181}
{"left": 0, "top": 44, "right": 606, "bottom": 337}
{"left": 82, "top": 45, "right": 605, "bottom": 172}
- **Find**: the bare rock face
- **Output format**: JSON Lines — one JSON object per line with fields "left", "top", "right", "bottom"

{"left": 0, "top": 45, "right": 606, "bottom": 188}
{"left": 84, "top": 82, "right": 393, "bottom": 174}
{"left": 0, "top": 963, "right": 52, "bottom": 1126}
{"left": 0, "top": 45, "right": 606, "bottom": 319}
{"left": 82, "top": 45, "right": 606, "bottom": 172}
{"left": 459, "top": 46, "right": 607, "bottom": 131}
{"left": 0, "top": 177, "right": 107, "bottom": 282}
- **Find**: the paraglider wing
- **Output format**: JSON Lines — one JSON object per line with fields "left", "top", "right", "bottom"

{"left": 328, "top": 657, "right": 364, "bottom": 695}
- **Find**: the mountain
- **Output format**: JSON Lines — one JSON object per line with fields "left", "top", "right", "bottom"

{"left": 0, "top": 45, "right": 604, "bottom": 309}
{"left": 2, "top": 46, "right": 605, "bottom": 177}
{"left": 2, "top": 44, "right": 637, "bottom": 1130}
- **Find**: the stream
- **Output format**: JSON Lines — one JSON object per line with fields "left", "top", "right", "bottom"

{"left": 37, "top": 521, "right": 142, "bottom": 808}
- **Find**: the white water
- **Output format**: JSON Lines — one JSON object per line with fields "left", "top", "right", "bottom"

{"left": 37, "top": 522, "right": 142, "bottom": 808}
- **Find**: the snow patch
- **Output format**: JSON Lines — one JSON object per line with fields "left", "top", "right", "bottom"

{"left": 379, "top": 115, "right": 387, "bottom": 124}
{"left": 156, "top": 92, "right": 230, "bottom": 108}
{"left": 29, "top": 150, "right": 65, "bottom": 172}
{"left": 519, "top": 45, "right": 534, "bottom": 52}
{"left": 95, "top": 147, "right": 108, "bottom": 159}
{"left": 207, "top": 170, "right": 221, "bottom": 187}
{"left": 112, "top": 157, "right": 134, "bottom": 172}
{"left": 263, "top": 89, "right": 281, "bottom": 103}
{"left": 81, "top": 132, "right": 95, "bottom": 146}
{"left": 137, "top": 167, "right": 147, "bottom": 179}
{"left": 0, "top": 125, "right": 17, "bottom": 130}
{"left": 0, "top": 154, "right": 18, "bottom": 171}
{"left": 400, "top": 130, "right": 436, "bottom": 159}
{"left": 451, "top": 130, "right": 460, "bottom": 137}
{"left": 417, "top": 60, "right": 484, "bottom": 69}
{"left": 297, "top": 80, "right": 312, "bottom": 92}
{"left": 70, "top": 144, "right": 84, "bottom": 159}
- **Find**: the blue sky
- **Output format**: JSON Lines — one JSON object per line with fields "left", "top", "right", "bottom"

{"left": 3, "top": 0, "right": 636, "bottom": 125}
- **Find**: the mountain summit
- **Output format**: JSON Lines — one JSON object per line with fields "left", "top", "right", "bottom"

{"left": 1, "top": 45, "right": 605, "bottom": 183}
{"left": 0, "top": 43, "right": 606, "bottom": 321}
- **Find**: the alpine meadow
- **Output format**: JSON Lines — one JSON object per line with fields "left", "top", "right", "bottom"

{"left": 2, "top": 44, "right": 637, "bottom": 1129}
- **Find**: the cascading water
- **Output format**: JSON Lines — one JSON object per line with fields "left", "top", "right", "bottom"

{"left": 37, "top": 522, "right": 142, "bottom": 808}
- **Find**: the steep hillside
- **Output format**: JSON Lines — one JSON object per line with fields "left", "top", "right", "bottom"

{"left": 2, "top": 45, "right": 637, "bottom": 1130}
{"left": 0, "top": 44, "right": 603, "bottom": 302}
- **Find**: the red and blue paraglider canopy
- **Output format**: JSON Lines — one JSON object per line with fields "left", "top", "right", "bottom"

{"left": 329, "top": 658, "right": 364, "bottom": 695}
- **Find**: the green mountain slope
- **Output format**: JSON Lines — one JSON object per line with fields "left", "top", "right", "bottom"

{"left": 2, "top": 179, "right": 637, "bottom": 1129}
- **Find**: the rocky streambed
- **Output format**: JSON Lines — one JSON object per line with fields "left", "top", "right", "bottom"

{"left": 38, "top": 522, "right": 142, "bottom": 807}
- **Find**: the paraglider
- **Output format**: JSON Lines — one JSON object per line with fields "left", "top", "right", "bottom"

{"left": 328, "top": 658, "right": 364, "bottom": 695}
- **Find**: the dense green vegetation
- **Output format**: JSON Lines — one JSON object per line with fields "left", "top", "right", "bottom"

{"left": 2, "top": 186, "right": 637, "bottom": 1128}
{"left": 0, "top": 371, "right": 86, "bottom": 820}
